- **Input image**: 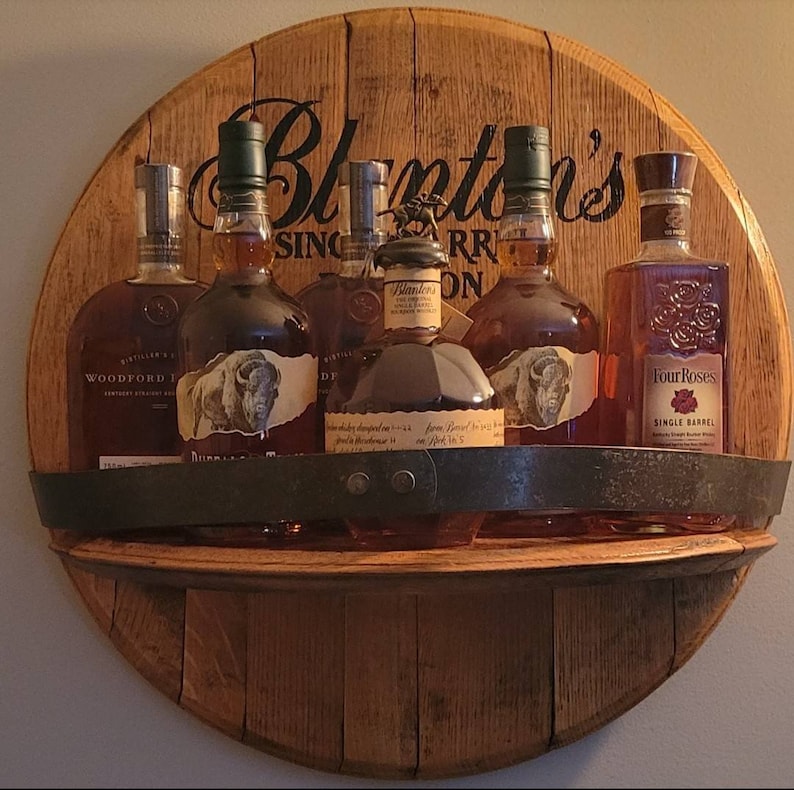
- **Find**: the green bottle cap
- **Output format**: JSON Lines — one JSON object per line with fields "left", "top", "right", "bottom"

{"left": 217, "top": 120, "right": 268, "bottom": 191}
{"left": 502, "top": 124, "right": 551, "bottom": 192}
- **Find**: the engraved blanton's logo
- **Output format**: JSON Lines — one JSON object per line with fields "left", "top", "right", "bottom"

{"left": 187, "top": 99, "right": 625, "bottom": 301}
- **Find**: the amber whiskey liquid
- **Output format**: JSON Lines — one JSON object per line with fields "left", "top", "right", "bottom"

{"left": 67, "top": 163, "right": 206, "bottom": 472}
{"left": 599, "top": 151, "right": 732, "bottom": 534}
{"left": 175, "top": 121, "right": 319, "bottom": 545}
{"left": 463, "top": 126, "right": 599, "bottom": 537}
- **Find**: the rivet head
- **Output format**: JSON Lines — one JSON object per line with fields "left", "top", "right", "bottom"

{"left": 391, "top": 469, "right": 416, "bottom": 494}
{"left": 346, "top": 471, "right": 370, "bottom": 496}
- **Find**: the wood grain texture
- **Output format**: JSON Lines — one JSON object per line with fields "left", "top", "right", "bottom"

{"left": 181, "top": 590, "right": 248, "bottom": 738}
{"left": 110, "top": 580, "right": 185, "bottom": 701}
{"left": 25, "top": 7, "right": 792, "bottom": 779}
{"left": 243, "top": 591, "right": 345, "bottom": 772}
{"left": 342, "top": 594, "right": 418, "bottom": 777}
{"left": 416, "top": 590, "right": 553, "bottom": 777}
{"left": 48, "top": 528, "right": 777, "bottom": 593}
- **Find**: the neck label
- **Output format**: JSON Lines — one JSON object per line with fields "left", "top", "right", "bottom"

{"left": 640, "top": 203, "right": 691, "bottom": 242}
{"left": 384, "top": 266, "right": 442, "bottom": 331}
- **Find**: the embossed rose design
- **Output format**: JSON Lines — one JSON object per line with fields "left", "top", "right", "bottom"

{"left": 671, "top": 388, "right": 698, "bottom": 415}
{"left": 669, "top": 280, "right": 702, "bottom": 308}
{"left": 692, "top": 302, "right": 721, "bottom": 332}
{"left": 669, "top": 321, "right": 699, "bottom": 351}
{"left": 665, "top": 206, "right": 685, "bottom": 230}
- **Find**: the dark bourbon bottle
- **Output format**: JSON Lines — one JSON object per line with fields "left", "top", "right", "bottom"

{"left": 67, "top": 163, "right": 207, "bottom": 471}
{"left": 296, "top": 160, "right": 388, "bottom": 447}
{"left": 462, "top": 125, "right": 600, "bottom": 537}
{"left": 325, "top": 198, "right": 504, "bottom": 551}
{"left": 175, "top": 119, "right": 319, "bottom": 544}
{"left": 599, "top": 150, "right": 732, "bottom": 534}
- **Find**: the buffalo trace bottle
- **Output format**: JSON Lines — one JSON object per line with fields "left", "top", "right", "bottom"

{"left": 296, "top": 160, "right": 388, "bottom": 448}
{"left": 599, "top": 150, "right": 732, "bottom": 534}
{"left": 461, "top": 125, "right": 600, "bottom": 537}
{"left": 175, "top": 119, "right": 319, "bottom": 545}
{"left": 67, "top": 163, "right": 207, "bottom": 472}
{"left": 325, "top": 203, "right": 504, "bottom": 551}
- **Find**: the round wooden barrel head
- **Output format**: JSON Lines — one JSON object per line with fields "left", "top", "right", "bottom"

{"left": 27, "top": 7, "right": 792, "bottom": 779}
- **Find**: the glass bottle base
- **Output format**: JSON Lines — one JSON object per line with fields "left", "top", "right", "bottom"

{"left": 477, "top": 510, "right": 595, "bottom": 539}
{"left": 596, "top": 511, "right": 735, "bottom": 536}
{"left": 345, "top": 511, "right": 485, "bottom": 551}
{"left": 183, "top": 518, "right": 350, "bottom": 548}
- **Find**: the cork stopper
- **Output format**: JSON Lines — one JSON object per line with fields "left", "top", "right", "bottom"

{"left": 502, "top": 124, "right": 551, "bottom": 192}
{"left": 634, "top": 151, "right": 698, "bottom": 193}
{"left": 217, "top": 119, "right": 268, "bottom": 191}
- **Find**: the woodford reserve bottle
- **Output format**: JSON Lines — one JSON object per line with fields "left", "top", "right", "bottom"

{"left": 296, "top": 160, "right": 388, "bottom": 448}
{"left": 175, "top": 119, "right": 319, "bottom": 544}
{"left": 462, "top": 125, "right": 600, "bottom": 537}
{"left": 67, "top": 163, "right": 207, "bottom": 471}
{"left": 599, "top": 150, "right": 732, "bottom": 534}
{"left": 325, "top": 199, "right": 504, "bottom": 551}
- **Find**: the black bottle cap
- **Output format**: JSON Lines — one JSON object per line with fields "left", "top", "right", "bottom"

{"left": 634, "top": 151, "right": 698, "bottom": 193}
{"left": 502, "top": 124, "right": 551, "bottom": 192}
{"left": 374, "top": 236, "right": 449, "bottom": 270}
{"left": 217, "top": 120, "right": 268, "bottom": 191}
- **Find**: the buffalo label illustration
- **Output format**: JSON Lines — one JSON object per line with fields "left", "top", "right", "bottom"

{"left": 488, "top": 346, "right": 598, "bottom": 430}
{"left": 176, "top": 349, "right": 318, "bottom": 441}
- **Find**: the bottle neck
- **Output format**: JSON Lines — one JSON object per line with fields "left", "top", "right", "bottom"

{"left": 339, "top": 232, "right": 387, "bottom": 279}
{"left": 636, "top": 189, "right": 694, "bottom": 259}
{"left": 212, "top": 188, "right": 275, "bottom": 285}
{"left": 382, "top": 264, "right": 442, "bottom": 335}
{"left": 497, "top": 189, "right": 556, "bottom": 278}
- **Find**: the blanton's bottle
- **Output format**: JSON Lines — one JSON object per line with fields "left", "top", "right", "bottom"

{"left": 462, "top": 125, "right": 600, "bottom": 537}
{"left": 296, "top": 160, "right": 388, "bottom": 447}
{"left": 175, "top": 119, "right": 319, "bottom": 544}
{"left": 599, "top": 150, "right": 732, "bottom": 534}
{"left": 67, "top": 163, "right": 207, "bottom": 471}
{"left": 325, "top": 202, "right": 504, "bottom": 551}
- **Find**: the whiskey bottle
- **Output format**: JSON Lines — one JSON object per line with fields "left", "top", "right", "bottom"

{"left": 296, "top": 160, "right": 388, "bottom": 448}
{"left": 462, "top": 125, "right": 600, "bottom": 537}
{"left": 599, "top": 150, "right": 732, "bottom": 534}
{"left": 175, "top": 119, "right": 319, "bottom": 544}
{"left": 325, "top": 201, "right": 504, "bottom": 551}
{"left": 67, "top": 163, "right": 207, "bottom": 472}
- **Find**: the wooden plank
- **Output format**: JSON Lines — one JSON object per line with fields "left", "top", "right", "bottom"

{"left": 547, "top": 31, "right": 661, "bottom": 320}
{"left": 62, "top": 562, "right": 115, "bottom": 635}
{"left": 49, "top": 528, "right": 776, "bottom": 594}
{"left": 342, "top": 594, "right": 418, "bottom": 777}
{"left": 413, "top": 8, "right": 551, "bottom": 314}
{"left": 181, "top": 589, "right": 248, "bottom": 739}
{"left": 552, "top": 580, "right": 674, "bottom": 747}
{"left": 148, "top": 44, "right": 255, "bottom": 285}
{"left": 416, "top": 589, "right": 553, "bottom": 777}
{"left": 109, "top": 580, "right": 185, "bottom": 701}
{"left": 244, "top": 591, "right": 345, "bottom": 772}
{"left": 251, "top": 14, "right": 348, "bottom": 297}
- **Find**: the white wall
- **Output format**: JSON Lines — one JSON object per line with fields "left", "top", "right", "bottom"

{"left": 3, "top": 1, "right": 793, "bottom": 787}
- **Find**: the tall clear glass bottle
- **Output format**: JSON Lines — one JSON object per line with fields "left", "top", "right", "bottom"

{"left": 462, "top": 125, "right": 600, "bottom": 537}
{"left": 67, "top": 163, "right": 207, "bottom": 472}
{"left": 175, "top": 119, "right": 319, "bottom": 545}
{"left": 325, "top": 206, "right": 504, "bottom": 551}
{"left": 296, "top": 160, "right": 389, "bottom": 448}
{"left": 599, "top": 150, "right": 732, "bottom": 534}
